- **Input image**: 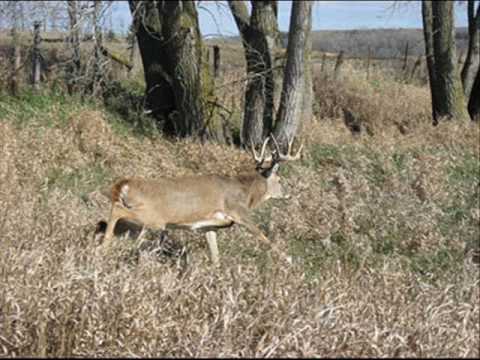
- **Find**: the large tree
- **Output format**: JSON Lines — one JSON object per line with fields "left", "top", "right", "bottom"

{"left": 8, "top": 1, "right": 20, "bottom": 96}
{"left": 66, "top": 0, "right": 81, "bottom": 95}
{"left": 468, "top": 65, "right": 480, "bottom": 120}
{"left": 422, "top": 1, "right": 469, "bottom": 124}
{"left": 461, "top": 0, "right": 480, "bottom": 99}
{"left": 228, "top": 0, "right": 281, "bottom": 147}
{"left": 273, "top": 0, "right": 313, "bottom": 150}
{"left": 129, "top": 0, "right": 207, "bottom": 138}
{"left": 422, "top": 0, "right": 440, "bottom": 123}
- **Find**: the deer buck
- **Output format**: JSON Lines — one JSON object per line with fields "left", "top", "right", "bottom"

{"left": 95, "top": 136, "right": 302, "bottom": 265}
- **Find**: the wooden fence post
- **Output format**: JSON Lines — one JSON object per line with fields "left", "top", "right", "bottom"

{"left": 334, "top": 50, "right": 344, "bottom": 80}
{"left": 9, "top": 3, "right": 21, "bottom": 96}
{"left": 213, "top": 45, "right": 220, "bottom": 78}
{"left": 402, "top": 41, "right": 409, "bottom": 73}
{"left": 366, "top": 45, "right": 372, "bottom": 80}
{"left": 320, "top": 52, "right": 327, "bottom": 73}
{"left": 410, "top": 55, "right": 422, "bottom": 81}
{"left": 32, "top": 21, "right": 42, "bottom": 90}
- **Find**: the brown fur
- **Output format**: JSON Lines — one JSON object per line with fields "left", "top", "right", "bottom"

{"left": 99, "top": 168, "right": 286, "bottom": 264}
{"left": 111, "top": 178, "right": 130, "bottom": 203}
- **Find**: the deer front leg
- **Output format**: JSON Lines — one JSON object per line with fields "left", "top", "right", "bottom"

{"left": 135, "top": 225, "right": 148, "bottom": 248}
{"left": 102, "top": 204, "right": 136, "bottom": 248}
{"left": 226, "top": 206, "right": 286, "bottom": 260}
{"left": 205, "top": 231, "right": 220, "bottom": 266}
{"left": 103, "top": 212, "right": 120, "bottom": 248}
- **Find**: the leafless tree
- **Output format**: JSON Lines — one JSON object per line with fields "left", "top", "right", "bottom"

{"left": 461, "top": 0, "right": 480, "bottom": 98}
{"left": 129, "top": 0, "right": 207, "bottom": 138}
{"left": 422, "top": 0, "right": 469, "bottom": 123}
{"left": 92, "top": 0, "right": 104, "bottom": 96}
{"left": 468, "top": 61, "right": 480, "bottom": 120}
{"left": 8, "top": 1, "right": 21, "bottom": 96}
{"left": 228, "top": 1, "right": 282, "bottom": 147}
{"left": 66, "top": 1, "right": 81, "bottom": 94}
{"left": 273, "top": 0, "right": 313, "bottom": 150}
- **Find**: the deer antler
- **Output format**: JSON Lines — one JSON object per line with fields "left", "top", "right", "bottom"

{"left": 270, "top": 134, "right": 303, "bottom": 162}
{"left": 250, "top": 137, "right": 272, "bottom": 166}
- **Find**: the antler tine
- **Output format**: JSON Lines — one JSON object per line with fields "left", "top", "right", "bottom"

{"left": 260, "top": 136, "right": 271, "bottom": 162}
{"left": 270, "top": 134, "right": 303, "bottom": 161}
{"left": 287, "top": 137, "right": 293, "bottom": 155}
{"left": 251, "top": 137, "right": 272, "bottom": 165}
{"left": 270, "top": 134, "right": 281, "bottom": 159}
{"left": 250, "top": 140, "right": 261, "bottom": 163}
{"left": 287, "top": 141, "right": 303, "bottom": 160}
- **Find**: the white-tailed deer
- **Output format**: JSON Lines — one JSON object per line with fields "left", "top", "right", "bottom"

{"left": 95, "top": 136, "right": 302, "bottom": 265}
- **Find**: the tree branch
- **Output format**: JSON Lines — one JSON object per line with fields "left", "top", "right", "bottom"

{"left": 228, "top": 0, "right": 250, "bottom": 35}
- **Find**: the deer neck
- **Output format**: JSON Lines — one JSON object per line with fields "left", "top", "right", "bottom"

{"left": 246, "top": 175, "right": 268, "bottom": 209}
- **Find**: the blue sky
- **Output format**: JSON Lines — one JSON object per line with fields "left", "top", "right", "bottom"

{"left": 111, "top": 1, "right": 469, "bottom": 36}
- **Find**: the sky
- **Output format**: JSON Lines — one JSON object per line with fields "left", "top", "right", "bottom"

{"left": 111, "top": 1, "right": 470, "bottom": 36}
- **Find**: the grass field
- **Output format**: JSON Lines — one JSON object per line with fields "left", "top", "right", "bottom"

{"left": 0, "top": 38, "right": 479, "bottom": 356}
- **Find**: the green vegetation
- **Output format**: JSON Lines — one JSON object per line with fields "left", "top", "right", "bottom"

{"left": 45, "top": 164, "right": 111, "bottom": 197}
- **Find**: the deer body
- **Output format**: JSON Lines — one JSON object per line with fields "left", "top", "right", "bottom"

{"left": 101, "top": 171, "right": 282, "bottom": 264}
{"left": 97, "top": 136, "right": 300, "bottom": 265}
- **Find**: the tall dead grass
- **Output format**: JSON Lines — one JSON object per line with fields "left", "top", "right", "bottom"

{"left": 0, "top": 62, "right": 479, "bottom": 357}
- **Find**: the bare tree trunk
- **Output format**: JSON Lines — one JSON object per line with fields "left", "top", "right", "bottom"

{"left": 129, "top": 0, "right": 207, "bottom": 138}
{"left": 157, "top": 1, "right": 207, "bottom": 138}
{"left": 461, "top": 1, "right": 480, "bottom": 99}
{"left": 422, "top": 1, "right": 439, "bottom": 122}
{"left": 9, "top": 2, "right": 20, "bottom": 96}
{"left": 127, "top": 24, "right": 137, "bottom": 78}
{"left": 32, "top": 21, "right": 41, "bottom": 90}
{"left": 229, "top": 0, "right": 281, "bottom": 147}
{"left": 92, "top": 0, "right": 103, "bottom": 96}
{"left": 273, "top": 0, "right": 312, "bottom": 150}
{"left": 468, "top": 66, "right": 480, "bottom": 120}
{"left": 300, "top": 8, "right": 313, "bottom": 128}
{"left": 67, "top": 0, "right": 81, "bottom": 95}
{"left": 431, "top": 1, "right": 469, "bottom": 122}
{"left": 129, "top": 1, "right": 175, "bottom": 131}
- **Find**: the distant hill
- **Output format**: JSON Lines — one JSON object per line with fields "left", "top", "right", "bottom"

{"left": 307, "top": 27, "right": 468, "bottom": 59}
{"left": 211, "top": 27, "right": 469, "bottom": 59}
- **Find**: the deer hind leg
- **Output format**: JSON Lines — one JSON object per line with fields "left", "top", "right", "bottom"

{"left": 205, "top": 231, "right": 220, "bottom": 266}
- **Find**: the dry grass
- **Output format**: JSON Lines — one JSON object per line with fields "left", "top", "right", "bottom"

{"left": 0, "top": 60, "right": 479, "bottom": 357}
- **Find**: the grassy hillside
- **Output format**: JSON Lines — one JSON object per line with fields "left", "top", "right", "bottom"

{"left": 310, "top": 27, "right": 469, "bottom": 59}
{"left": 0, "top": 56, "right": 479, "bottom": 357}
{"left": 219, "top": 27, "right": 469, "bottom": 59}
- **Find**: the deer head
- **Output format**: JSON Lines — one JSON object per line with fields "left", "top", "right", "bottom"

{"left": 250, "top": 135, "right": 303, "bottom": 199}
